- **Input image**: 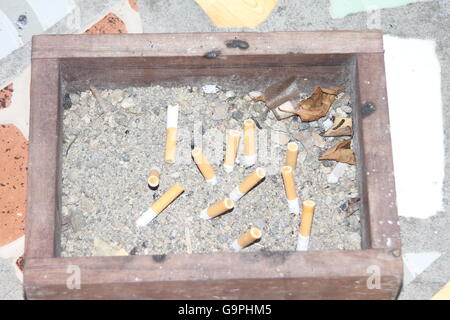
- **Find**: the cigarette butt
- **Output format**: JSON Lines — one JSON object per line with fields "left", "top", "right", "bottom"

{"left": 224, "top": 130, "right": 240, "bottom": 173}
{"left": 136, "top": 183, "right": 184, "bottom": 227}
{"left": 232, "top": 227, "right": 262, "bottom": 251}
{"left": 243, "top": 119, "right": 256, "bottom": 167}
{"left": 281, "top": 166, "right": 300, "bottom": 213}
{"left": 165, "top": 105, "right": 179, "bottom": 163}
{"left": 297, "top": 200, "right": 316, "bottom": 251}
{"left": 200, "top": 197, "right": 234, "bottom": 220}
{"left": 192, "top": 148, "right": 217, "bottom": 185}
{"left": 147, "top": 166, "right": 161, "bottom": 188}
{"left": 229, "top": 167, "right": 265, "bottom": 202}
{"left": 285, "top": 142, "right": 299, "bottom": 169}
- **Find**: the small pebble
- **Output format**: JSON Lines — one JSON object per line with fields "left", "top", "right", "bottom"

{"left": 225, "top": 91, "right": 236, "bottom": 99}
{"left": 341, "top": 105, "right": 352, "bottom": 114}
{"left": 248, "top": 91, "right": 263, "bottom": 99}
{"left": 231, "top": 110, "right": 244, "bottom": 120}
{"left": 202, "top": 84, "right": 220, "bottom": 94}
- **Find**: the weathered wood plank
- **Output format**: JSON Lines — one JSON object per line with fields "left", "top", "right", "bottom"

{"left": 356, "top": 53, "right": 401, "bottom": 250}
{"left": 25, "top": 59, "right": 61, "bottom": 259}
{"left": 32, "top": 31, "right": 384, "bottom": 59}
{"left": 24, "top": 249, "right": 402, "bottom": 300}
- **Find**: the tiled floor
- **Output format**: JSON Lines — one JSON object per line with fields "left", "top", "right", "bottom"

{"left": 0, "top": 0, "right": 449, "bottom": 300}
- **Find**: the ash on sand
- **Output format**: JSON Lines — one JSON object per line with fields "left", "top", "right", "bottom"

{"left": 61, "top": 85, "right": 361, "bottom": 257}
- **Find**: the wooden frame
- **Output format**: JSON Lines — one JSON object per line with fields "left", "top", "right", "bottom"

{"left": 24, "top": 31, "right": 402, "bottom": 300}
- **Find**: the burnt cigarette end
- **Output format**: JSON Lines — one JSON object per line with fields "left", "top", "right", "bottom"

{"left": 152, "top": 254, "right": 166, "bottom": 262}
{"left": 361, "top": 102, "right": 376, "bottom": 118}
{"left": 225, "top": 39, "right": 249, "bottom": 50}
{"left": 203, "top": 50, "right": 222, "bottom": 59}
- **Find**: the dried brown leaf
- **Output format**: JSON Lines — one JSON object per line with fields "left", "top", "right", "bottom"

{"left": 323, "top": 117, "right": 353, "bottom": 137}
{"left": 319, "top": 139, "right": 356, "bottom": 165}
{"left": 281, "top": 86, "right": 341, "bottom": 122}
{"left": 252, "top": 95, "right": 266, "bottom": 102}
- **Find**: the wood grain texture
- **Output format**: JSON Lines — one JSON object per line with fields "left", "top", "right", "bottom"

{"left": 356, "top": 53, "right": 401, "bottom": 250}
{"left": 32, "top": 31, "right": 384, "bottom": 59}
{"left": 25, "top": 59, "right": 62, "bottom": 259}
{"left": 24, "top": 249, "right": 401, "bottom": 300}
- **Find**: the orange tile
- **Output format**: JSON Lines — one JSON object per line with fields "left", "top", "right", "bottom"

{"left": 0, "top": 83, "right": 13, "bottom": 110}
{"left": 84, "top": 13, "right": 128, "bottom": 34}
{"left": 128, "top": 0, "right": 139, "bottom": 12}
{"left": 0, "top": 124, "right": 28, "bottom": 247}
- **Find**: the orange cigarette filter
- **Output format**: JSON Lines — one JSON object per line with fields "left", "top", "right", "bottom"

{"left": 147, "top": 167, "right": 160, "bottom": 188}
{"left": 192, "top": 147, "right": 217, "bottom": 185}
{"left": 243, "top": 119, "right": 256, "bottom": 167}
{"left": 232, "top": 227, "right": 262, "bottom": 251}
{"left": 200, "top": 197, "right": 234, "bottom": 220}
{"left": 229, "top": 167, "right": 265, "bottom": 202}
{"left": 224, "top": 130, "right": 240, "bottom": 173}
{"left": 136, "top": 183, "right": 184, "bottom": 227}
{"left": 281, "top": 166, "right": 300, "bottom": 213}
{"left": 285, "top": 142, "right": 299, "bottom": 169}
{"left": 299, "top": 200, "right": 315, "bottom": 237}
{"left": 297, "top": 200, "right": 316, "bottom": 251}
{"left": 281, "top": 166, "right": 297, "bottom": 200}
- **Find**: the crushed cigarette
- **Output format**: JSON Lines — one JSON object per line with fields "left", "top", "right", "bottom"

{"left": 192, "top": 148, "right": 217, "bottom": 185}
{"left": 224, "top": 129, "right": 240, "bottom": 173}
{"left": 232, "top": 227, "right": 262, "bottom": 251}
{"left": 297, "top": 200, "right": 316, "bottom": 251}
{"left": 165, "top": 105, "right": 179, "bottom": 163}
{"left": 136, "top": 183, "right": 184, "bottom": 227}
{"left": 147, "top": 166, "right": 161, "bottom": 188}
{"left": 285, "top": 142, "right": 299, "bottom": 169}
{"left": 243, "top": 119, "right": 256, "bottom": 167}
{"left": 200, "top": 197, "right": 234, "bottom": 220}
{"left": 229, "top": 167, "right": 265, "bottom": 202}
{"left": 280, "top": 166, "right": 300, "bottom": 214}
{"left": 327, "top": 162, "right": 348, "bottom": 184}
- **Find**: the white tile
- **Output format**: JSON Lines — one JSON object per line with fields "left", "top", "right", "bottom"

{"left": 0, "top": 65, "right": 31, "bottom": 139}
{"left": 26, "top": 0, "right": 74, "bottom": 30}
{"left": 384, "top": 35, "right": 444, "bottom": 219}
{"left": 0, "top": 9, "right": 22, "bottom": 59}
{"left": 403, "top": 252, "right": 441, "bottom": 286}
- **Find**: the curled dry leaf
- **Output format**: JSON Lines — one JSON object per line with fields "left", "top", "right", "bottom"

{"left": 281, "top": 86, "right": 341, "bottom": 122}
{"left": 319, "top": 138, "right": 356, "bottom": 165}
{"left": 324, "top": 117, "right": 353, "bottom": 137}
{"left": 252, "top": 95, "right": 266, "bottom": 102}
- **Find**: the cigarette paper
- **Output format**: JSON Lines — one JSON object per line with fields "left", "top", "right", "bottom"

{"left": 229, "top": 167, "right": 265, "bottom": 202}
{"left": 165, "top": 105, "right": 179, "bottom": 163}
{"left": 297, "top": 200, "right": 316, "bottom": 251}
{"left": 200, "top": 197, "right": 234, "bottom": 220}
{"left": 147, "top": 166, "right": 161, "bottom": 188}
{"left": 224, "top": 130, "right": 240, "bottom": 173}
{"left": 192, "top": 148, "right": 217, "bottom": 185}
{"left": 285, "top": 142, "right": 299, "bottom": 169}
{"left": 243, "top": 119, "right": 256, "bottom": 167}
{"left": 136, "top": 183, "right": 184, "bottom": 227}
{"left": 232, "top": 227, "right": 262, "bottom": 251}
{"left": 281, "top": 166, "right": 300, "bottom": 214}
